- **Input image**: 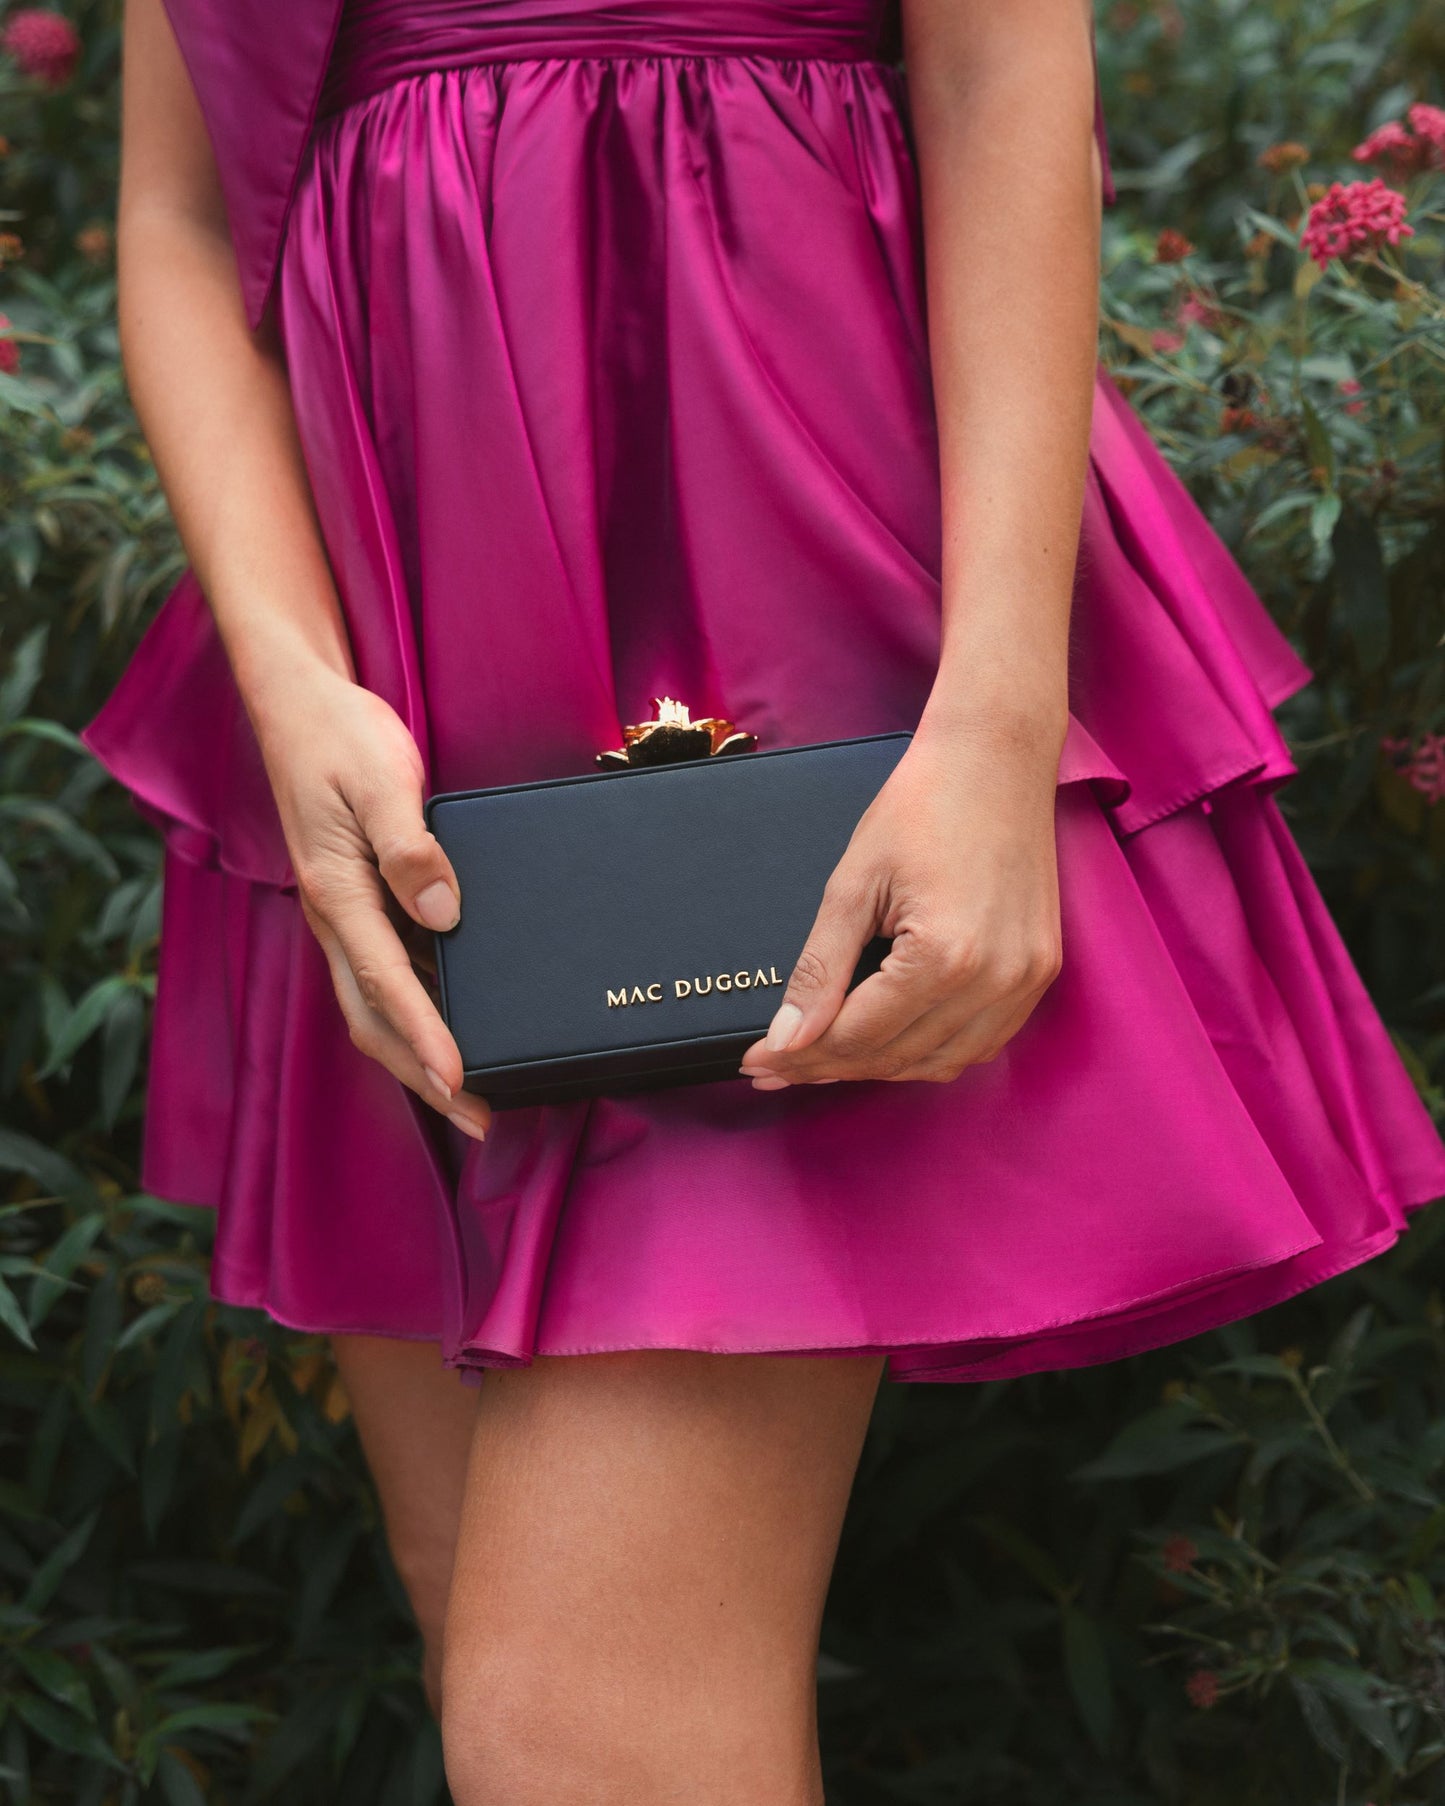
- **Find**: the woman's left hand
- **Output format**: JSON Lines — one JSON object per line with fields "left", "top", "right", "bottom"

{"left": 738, "top": 710, "right": 1065, "bottom": 1090}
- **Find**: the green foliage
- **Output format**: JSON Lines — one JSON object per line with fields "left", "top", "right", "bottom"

{"left": 0, "top": 0, "right": 1442, "bottom": 1802}
{"left": 1096, "top": 0, "right": 1445, "bottom": 1051}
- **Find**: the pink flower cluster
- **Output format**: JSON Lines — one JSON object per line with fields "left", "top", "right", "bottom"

{"left": 1176, "top": 291, "right": 1226, "bottom": 331}
{"left": 0, "top": 312, "right": 17, "bottom": 377}
{"left": 1301, "top": 179, "right": 1414, "bottom": 268}
{"left": 1383, "top": 734, "right": 1445, "bottom": 806}
{"left": 1, "top": 8, "right": 79, "bottom": 86}
{"left": 1185, "top": 1668, "right": 1219, "bottom": 1710}
{"left": 1354, "top": 103, "right": 1445, "bottom": 178}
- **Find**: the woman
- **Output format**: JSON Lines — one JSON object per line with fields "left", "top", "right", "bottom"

{"left": 87, "top": 0, "right": 1445, "bottom": 1797}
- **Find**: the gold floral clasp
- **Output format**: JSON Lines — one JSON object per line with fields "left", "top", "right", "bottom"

{"left": 597, "top": 697, "right": 758, "bottom": 769}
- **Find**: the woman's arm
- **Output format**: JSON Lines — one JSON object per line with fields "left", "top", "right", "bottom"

{"left": 908, "top": 0, "right": 1101, "bottom": 728}
{"left": 740, "top": 0, "right": 1101, "bottom": 1088}
{"left": 118, "top": 0, "right": 491, "bottom": 1137}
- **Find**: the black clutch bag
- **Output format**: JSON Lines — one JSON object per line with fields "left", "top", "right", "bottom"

{"left": 424, "top": 704, "right": 911, "bottom": 1109}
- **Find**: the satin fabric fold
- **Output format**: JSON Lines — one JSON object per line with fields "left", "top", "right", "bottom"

{"left": 83, "top": 6, "right": 1445, "bottom": 1380}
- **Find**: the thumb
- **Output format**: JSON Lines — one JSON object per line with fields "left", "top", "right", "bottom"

{"left": 355, "top": 778, "right": 462, "bottom": 934}
{"left": 764, "top": 873, "right": 877, "bottom": 1057}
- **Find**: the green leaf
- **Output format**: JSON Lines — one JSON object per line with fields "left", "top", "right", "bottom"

{"left": 81, "top": 1265, "right": 124, "bottom": 1395}
{"left": 1124, "top": 130, "right": 1214, "bottom": 192}
{"left": 9, "top": 1693, "right": 121, "bottom": 1769}
{"left": 1061, "top": 1606, "right": 1113, "bottom": 1754}
{"left": 1290, "top": 1677, "right": 1347, "bottom": 1762}
{"left": 1238, "top": 207, "right": 1301, "bottom": 249}
{"left": 1301, "top": 398, "right": 1335, "bottom": 485}
{"left": 151, "top": 1644, "right": 261, "bottom": 1690}
{"left": 1331, "top": 509, "right": 1390, "bottom": 675}
{"left": 135, "top": 1703, "right": 274, "bottom": 1783}
{"left": 1242, "top": 1425, "right": 1314, "bottom": 1489}
{"left": 10, "top": 1647, "right": 94, "bottom": 1721}
{"left": 28, "top": 1212, "right": 106, "bottom": 1330}
{"left": 8, "top": 519, "right": 41, "bottom": 591}
{"left": 1072, "top": 1417, "right": 1242, "bottom": 1482}
{"left": 150, "top": 1301, "right": 205, "bottom": 1435}
{"left": 232, "top": 1454, "right": 314, "bottom": 1546}
{"left": 247, "top": 1687, "right": 344, "bottom": 1798}
{"left": 140, "top": 1430, "right": 182, "bottom": 1545}
{"left": 124, "top": 1559, "right": 284, "bottom": 1600}
{"left": 98, "top": 539, "right": 139, "bottom": 633}
{"left": 0, "top": 1128, "right": 86, "bottom": 1200}
{"left": 0, "top": 627, "right": 48, "bottom": 726}
{"left": 1295, "top": 1660, "right": 1406, "bottom": 1766}
{"left": 1246, "top": 492, "right": 1316, "bottom": 539}
{"left": 0, "top": 717, "right": 87, "bottom": 754}
{"left": 295, "top": 1520, "right": 361, "bottom": 1641}
{"left": 1405, "top": 1571, "right": 1436, "bottom": 1622}
{"left": 37, "top": 975, "right": 135, "bottom": 1079}
{"left": 74, "top": 1390, "right": 136, "bottom": 1477}
{"left": 0, "top": 799, "right": 118, "bottom": 879}
{"left": 156, "top": 1750, "right": 208, "bottom": 1806}
{"left": 0, "top": 1276, "right": 37, "bottom": 1352}
{"left": 22, "top": 1510, "right": 100, "bottom": 1614}
{"left": 99, "top": 985, "right": 146, "bottom": 1129}
{"left": 1310, "top": 490, "right": 1342, "bottom": 548}
{"left": 114, "top": 1300, "right": 180, "bottom": 1353}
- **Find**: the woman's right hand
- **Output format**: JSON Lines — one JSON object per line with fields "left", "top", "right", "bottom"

{"left": 253, "top": 664, "right": 493, "bottom": 1143}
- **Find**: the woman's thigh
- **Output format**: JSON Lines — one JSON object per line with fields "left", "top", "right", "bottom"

{"left": 441, "top": 1347, "right": 886, "bottom": 1806}
{"left": 330, "top": 1334, "right": 482, "bottom": 1676}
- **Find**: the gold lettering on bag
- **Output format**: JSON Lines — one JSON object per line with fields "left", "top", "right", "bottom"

{"left": 604, "top": 968, "right": 785, "bottom": 1007}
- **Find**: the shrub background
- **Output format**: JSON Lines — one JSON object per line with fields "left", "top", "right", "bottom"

{"left": 1, "top": 1, "right": 1444, "bottom": 1801}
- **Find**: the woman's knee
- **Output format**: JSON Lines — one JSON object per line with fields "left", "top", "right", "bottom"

{"left": 434, "top": 1351, "right": 879, "bottom": 1804}
{"left": 438, "top": 1652, "right": 618, "bottom": 1806}
{"left": 438, "top": 1638, "right": 821, "bottom": 1806}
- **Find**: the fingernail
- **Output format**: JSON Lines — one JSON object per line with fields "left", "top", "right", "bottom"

{"left": 447, "top": 1110, "right": 488, "bottom": 1143}
{"left": 423, "top": 1065, "right": 453, "bottom": 1102}
{"left": 416, "top": 880, "right": 461, "bottom": 932}
{"left": 764, "top": 1002, "right": 804, "bottom": 1054}
{"left": 751, "top": 1075, "right": 792, "bottom": 1091}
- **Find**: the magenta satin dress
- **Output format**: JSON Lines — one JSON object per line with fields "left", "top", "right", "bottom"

{"left": 83, "top": 0, "right": 1445, "bottom": 1381}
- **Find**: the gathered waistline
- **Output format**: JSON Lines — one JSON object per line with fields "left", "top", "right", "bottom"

{"left": 317, "top": 1, "right": 892, "bottom": 120}
{"left": 319, "top": 42, "right": 890, "bottom": 119}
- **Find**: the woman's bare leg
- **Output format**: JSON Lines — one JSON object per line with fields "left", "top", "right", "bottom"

{"left": 330, "top": 1334, "right": 482, "bottom": 1713}
{"left": 440, "top": 1348, "right": 886, "bottom": 1806}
